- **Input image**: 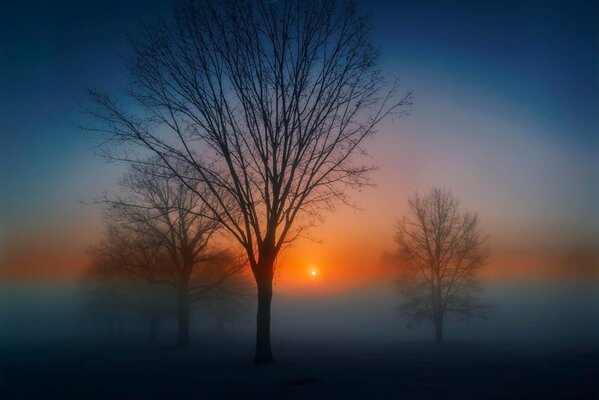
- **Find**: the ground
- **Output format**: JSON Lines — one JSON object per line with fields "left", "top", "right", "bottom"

{"left": 1, "top": 339, "right": 597, "bottom": 399}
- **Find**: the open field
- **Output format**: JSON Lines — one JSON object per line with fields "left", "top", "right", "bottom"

{"left": 1, "top": 339, "right": 597, "bottom": 399}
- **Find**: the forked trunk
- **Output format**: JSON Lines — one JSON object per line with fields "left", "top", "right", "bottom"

{"left": 176, "top": 288, "right": 190, "bottom": 347}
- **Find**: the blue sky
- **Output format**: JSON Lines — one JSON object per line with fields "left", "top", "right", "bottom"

{"left": 0, "top": 0, "right": 597, "bottom": 280}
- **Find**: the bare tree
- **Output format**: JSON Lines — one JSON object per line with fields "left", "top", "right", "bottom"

{"left": 87, "top": 0, "right": 411, "bottom": 362}
{"left": 203, "top": 269, "right": 255, "bottom": 336}
{"left": 85, "top": 226, "right": 171, "bottom": 341}
{"left": 395, "top": 188, "right": 489, "bottom": 343}
{"left": 85, "top": 225, "right": 138, "bottom": 337}
{"left": 102, "top": 162, "right": 244, "bottom": 346}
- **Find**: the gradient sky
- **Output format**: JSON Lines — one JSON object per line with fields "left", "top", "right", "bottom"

{"left": 1, "top": 0, "right": 597, "bottom": 287}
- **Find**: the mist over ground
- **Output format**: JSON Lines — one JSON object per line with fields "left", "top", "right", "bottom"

{"left": 1, "top": 0, "right": 597, "bottom": 398}
{"left": 1, "top": 280, "right": 597, "bottom": 399}
{"left": 2, "top": 281, "right": 597, "bottom": 348}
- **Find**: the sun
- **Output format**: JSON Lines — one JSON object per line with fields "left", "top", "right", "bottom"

{"left": 310, "top": 270, "right": 317, "bottom": 277}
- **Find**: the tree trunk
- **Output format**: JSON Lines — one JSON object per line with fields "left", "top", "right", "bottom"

{"left": 435, "top": 315, "right": 444, "bottom": 344}
{"left": 216, "top": 316, "right": 224, "bottom": 336}
{"left": 176, "top": 288, "right": 190, "bottom": 347}
{"left": 148, "top": 290, "right": 158, "bottom": 342}
{"left": 148, "top": 308, "right": 158, "bottom": 342}
{"left": 254, "top": 273, "right": 274, "bottom": 364}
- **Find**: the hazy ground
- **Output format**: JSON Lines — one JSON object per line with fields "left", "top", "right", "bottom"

{"left": 1, "top": 282, "right": 598, "bottom": 399}
{"left": 1, "top": 338, "right": 597, "bottom": 399}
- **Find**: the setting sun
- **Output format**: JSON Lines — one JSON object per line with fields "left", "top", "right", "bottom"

{"left": 2, "top": 0, "right": 597, "bottom": 397}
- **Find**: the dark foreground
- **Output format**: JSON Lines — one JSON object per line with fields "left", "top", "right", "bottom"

{"left": 1, "top": 340, "right": 597, "bottom": 399}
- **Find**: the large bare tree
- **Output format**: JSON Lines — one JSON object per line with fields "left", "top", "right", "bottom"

{"left": 395, "top": 188, "right": 489, "bottom": 343}
{"left": 87, "top": 0, "right": 411, "bottom": 362}
{"left": 102, "top": 162, "right": 244, "bottom": 346}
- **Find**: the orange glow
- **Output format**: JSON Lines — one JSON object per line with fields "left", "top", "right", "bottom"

{"left": 0, "top": 218, "right": 101, "bottom": 281}
{"left": 2, "top": 174, "right": 596, "bottom": 287}
{"left": 308, "top": 264, "right": 320, "bottom": 278}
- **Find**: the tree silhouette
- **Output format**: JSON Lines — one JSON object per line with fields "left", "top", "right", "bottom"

{"left": 202, "top": 269, "right": 255, "bottom": 336}
{"left": 96, "top": 162, "right": 244, "bottom": 346}
{"left": 85, "top": 229, "right": 171, "bottom": 341}
{"left": 87, "top": 0, "right": 410, "bottom": 362}
{"left": 396, "top": 188, "right": 489, "bottom": 343}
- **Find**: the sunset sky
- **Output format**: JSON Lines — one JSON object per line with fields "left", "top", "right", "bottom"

{"left": 1, "top": 0, "right": 597, "bottom": 289}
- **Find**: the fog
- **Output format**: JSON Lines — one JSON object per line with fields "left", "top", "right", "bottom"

{"left": 2, "top": 281, "right": 597, "bottom": 351}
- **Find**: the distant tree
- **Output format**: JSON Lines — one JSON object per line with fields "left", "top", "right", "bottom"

{"left": 84, "top": 223, "right": 171, "bottom": 341}
{"left": 86, "top": 0, "right": 411, "bottom": 363}
{"left": 395, "top": 188, "right": 489, "bottom": 343}
{"left": 99, "top": 162, "right": 245, "bottom": 346}
{"left": 203, "top": 270, "right": 255, "bottom": 336}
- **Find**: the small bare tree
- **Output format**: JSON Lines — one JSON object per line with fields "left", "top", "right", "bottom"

{"left": 85, "top": 225, "right": 171, "bottom": 341}
{"left": 203, "top": 269, "right": 255, "bottom": 336}
{"left": 102, "top": 162, "right": 244, "bottom": 346}
{"left": 395, "top": 188, "right": 489, "bottom": 343}
{"left": 86, "top": 0, "right": 411, "bottom": 362}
